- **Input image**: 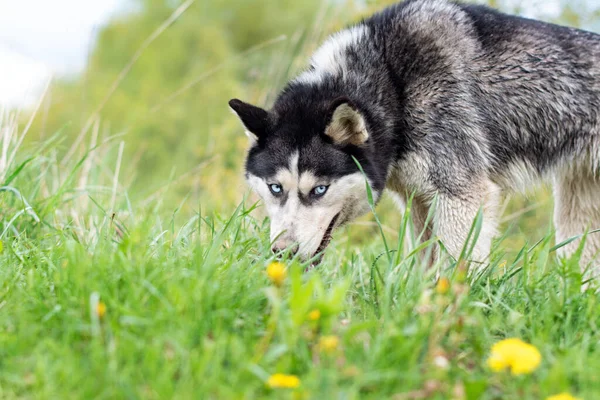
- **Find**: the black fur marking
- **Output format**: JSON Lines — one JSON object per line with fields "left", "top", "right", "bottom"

{"left": 229, "top": 99, "right": 272, "bottom": 138}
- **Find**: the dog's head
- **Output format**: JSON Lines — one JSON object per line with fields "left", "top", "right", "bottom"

{"left": 229, "top": 90, "right": 385, "bottom": 262}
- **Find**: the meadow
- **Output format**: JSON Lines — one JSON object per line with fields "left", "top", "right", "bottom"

{"left": 2, "top": 0, "right": 600, "bottom": 399}
{"left": 2, "top": 105, "right": 599, "bottom": 399}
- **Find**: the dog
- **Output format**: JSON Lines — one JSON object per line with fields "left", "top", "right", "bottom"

{"left": 229, "top": 0, "right": 600, "bottom": 276}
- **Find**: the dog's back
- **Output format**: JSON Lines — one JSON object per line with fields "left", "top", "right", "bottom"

{"left": 363, "top": 0, "right": 600, "bottom": 272}
{"left": 463, "top": 3, "right": 600, "bottom": 184}
{"left": 363, "top": 0, "right": 600, "bottom": 189}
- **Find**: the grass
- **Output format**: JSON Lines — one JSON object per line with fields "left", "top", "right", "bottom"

{"left": 1, "top": 4, "right": 599, "bottom": 396}
{"left": 1, "top": 108, "right": 600, "bottom": 400}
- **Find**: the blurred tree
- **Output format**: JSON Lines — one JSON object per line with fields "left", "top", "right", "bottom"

{"left": 34, "top": 0, "right": 333, "bottom": 209}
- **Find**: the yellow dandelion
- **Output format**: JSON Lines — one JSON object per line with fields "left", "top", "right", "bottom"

{"left": 266, "top": 261, "right": 287, "bottom": 287}
{"left": 267, "top": 373, "right": 300, "bottom": 389}
{"left": 308, "top": 309, "right": 321, "bottom": 321}
{"left": 546, "top": 393, "right": 581, "bottom": 400}
{"left": 0, "top": 240, "right": 3, "bottom": 253}
{"left": 498, "top": 260, "right": 508, "bottom": 273}
{"left": 318, "top": 335, "right": 340, "bottom": 353}
{"left": 96, "top": 301, "right": 107, "bottom": 318}
{"left": 487, "top": 338, "right": 541, "bottom": 375}
{"left": 436, "top": 277, "right": 450, "bottom": 294}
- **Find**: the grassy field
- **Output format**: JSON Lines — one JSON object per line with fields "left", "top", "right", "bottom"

{"left": 1, "top": 111, "right": 600, "bottom": 400}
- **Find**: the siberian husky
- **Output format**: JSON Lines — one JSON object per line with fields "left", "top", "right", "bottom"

{"left": 229, "top": 0, "right": 600, "bottom": 276}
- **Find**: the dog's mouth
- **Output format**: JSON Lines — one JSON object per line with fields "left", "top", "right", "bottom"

{"left": 311, "top": 213, "right": 340, "bottom": 265}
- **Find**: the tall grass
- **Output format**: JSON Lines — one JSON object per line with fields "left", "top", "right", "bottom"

{"left": 1, "top": 1, "right": 600, "bottom": 398}
{"left": 1, "top": 92, "right": 600, "bottom": 399}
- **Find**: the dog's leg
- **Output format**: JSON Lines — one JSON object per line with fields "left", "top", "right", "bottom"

{"left": 553, "top": 164, "right": 600, "bottom": 280}
{"left": 408, "top": 194, "right": 437, "bottom": 268}
{"left": 411, "top": 194, "right": 432, "bottom": 243}
{"left": 389, "top": 191, "right": 432, "bottom": 257}
{"left": 433, "top": 179, "right": 501, "bottom": 266}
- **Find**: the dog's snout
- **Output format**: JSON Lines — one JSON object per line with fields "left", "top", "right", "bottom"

{"left": 271, "top": 239, "right": 299, "bottom": 256}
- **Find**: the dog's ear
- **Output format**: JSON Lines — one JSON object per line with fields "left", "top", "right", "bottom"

{"left": 325, "top": 98, "right": 369, "bottom": 146}
{"left": 229, "top": 99, "right": 270, "bottom": 141}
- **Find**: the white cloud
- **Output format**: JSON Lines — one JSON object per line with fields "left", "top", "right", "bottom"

{"left": 0, "top": 46, "right": 50, "bottom": 107}
{"left": 0, "top": 0, "right": 124, "bottom": 107}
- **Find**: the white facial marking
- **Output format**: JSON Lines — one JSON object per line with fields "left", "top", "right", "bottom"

{"left": 298, "top": 172, "right": 319, "bottom": 195}
{"left": 289, "top": 151, "right": 299, "bottom": 178}
{"left": 271, "top": 151, "right": 299, "bottom": 191}
{"left": 247, "top": 161, "right": 375, "bottom": 259}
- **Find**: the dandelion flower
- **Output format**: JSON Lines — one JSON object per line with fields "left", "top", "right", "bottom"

{"left": 546, "top": 393, "right": 581, "bottom": 400}
{"left": 308, "top": 309, "right": 321, "bottom": 321}
{"left": 266, "top": 262, "right": 287, "bottom": 287}
{"left": 267, "top": 373, "right": 300, "bottom": 389}
{"left": 0, "top": 240, "right": 3, "bottom": 253}
{"left": 96, "top": 301, "right": 107, "bottom": 318}
{"left": 319, "top": 335, "right": 340, "bottom": 353}
{"left": 436, "top": 277, "right": 450, "bottom": 294}
{"left": 487, "top": 338, "right": 541, "bottom": 375}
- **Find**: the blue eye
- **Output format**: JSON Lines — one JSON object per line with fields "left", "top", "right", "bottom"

{"left": 312, "top": 185, "right": 328, "bottom": 197}
{"left": 269, "top": 183, "right": 283, "bottom": 195}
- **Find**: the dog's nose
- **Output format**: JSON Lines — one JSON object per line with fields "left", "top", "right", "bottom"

{"left": 271, "top": 239, "right": 299, "bottom": 256}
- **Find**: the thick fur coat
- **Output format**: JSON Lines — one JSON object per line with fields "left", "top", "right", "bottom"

{"left": 230, "top": 0, "right": 600, "bottom": 276}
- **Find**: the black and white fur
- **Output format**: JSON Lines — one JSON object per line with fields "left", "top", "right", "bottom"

{"left": 230, "top": 0, "right": 600, "bottom": 275}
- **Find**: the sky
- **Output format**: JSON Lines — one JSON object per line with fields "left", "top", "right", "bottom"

{"left": 0, "top": 0, "right": 124, "bottom": 107}
{"left": 0, "top": 0, "right": 584, "bottom": 108}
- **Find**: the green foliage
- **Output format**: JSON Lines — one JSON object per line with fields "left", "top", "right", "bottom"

{"left": 3, "top": 1, "right": 600, "bottom": 398}
{"left": 1, "top": 128, "right": 600, "bottom": 399}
